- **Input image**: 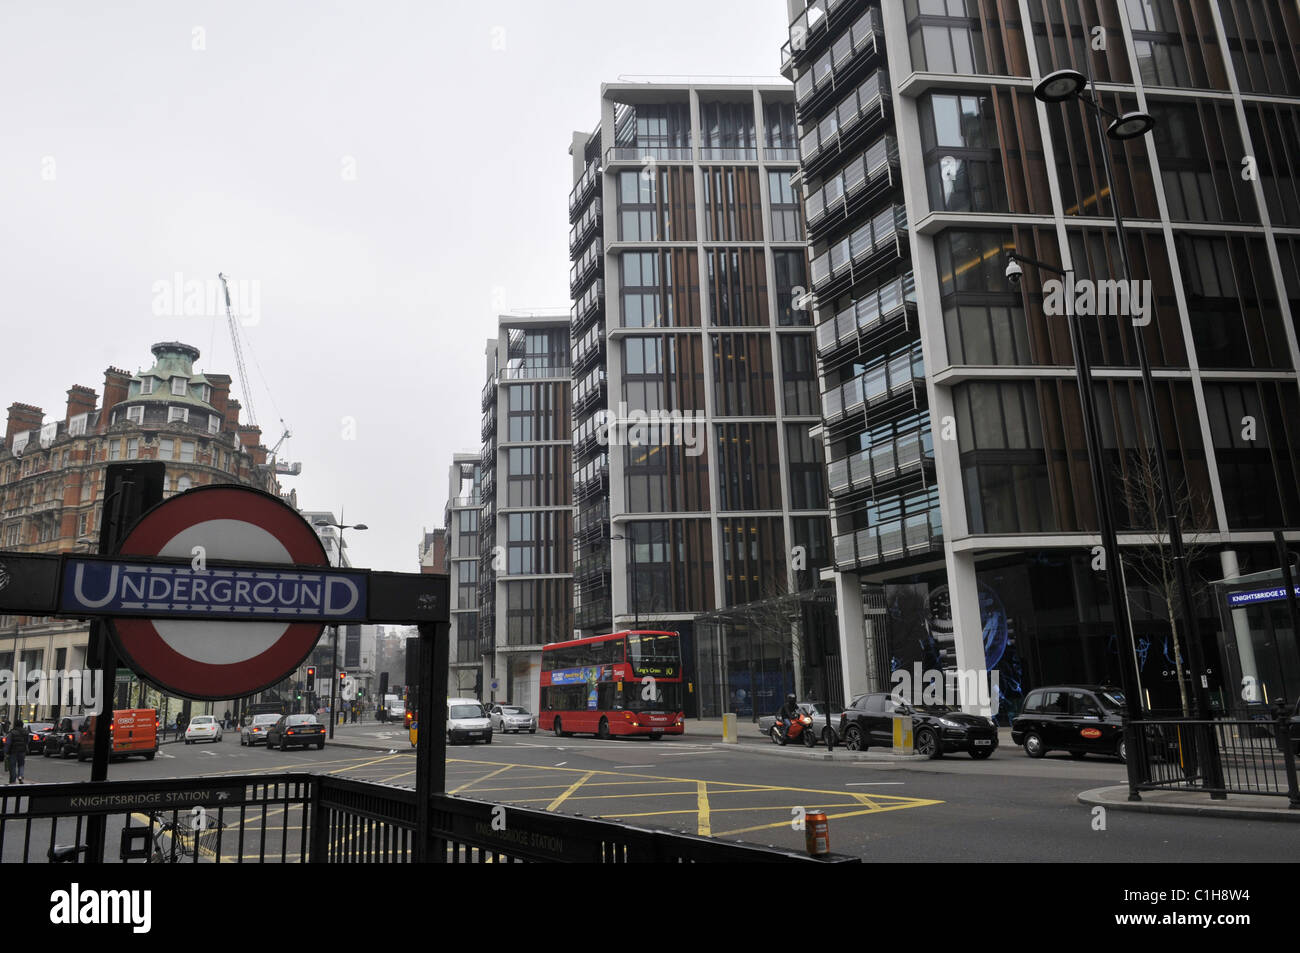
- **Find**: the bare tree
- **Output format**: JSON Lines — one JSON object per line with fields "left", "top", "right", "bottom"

{"left": 1116, "top": 449, "right": 1213, "bottom": 716}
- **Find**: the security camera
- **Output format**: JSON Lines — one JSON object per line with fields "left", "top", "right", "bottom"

{"left": 1005, "top": 258, "right": 1023, "bottom": 288}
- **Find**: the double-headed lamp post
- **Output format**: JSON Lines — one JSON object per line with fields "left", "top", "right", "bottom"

{"left": 1013, "top": 60, "right": 1221, "bottom": 796}
{"left": 1031, "top": 64, "right": 1213, "bottom": 725}
{"left": 609, "top": 534, "right": 639, "bottom": 629}
{"left": 314, "top": 516, "right": 367, "bottom": 739}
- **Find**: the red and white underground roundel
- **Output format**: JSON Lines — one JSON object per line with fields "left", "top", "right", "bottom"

{"left": 111, "top": 485, "right": 330, "bottom": 700}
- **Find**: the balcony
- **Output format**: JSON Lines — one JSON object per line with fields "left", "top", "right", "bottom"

{"left": 826, "top": 428, "right": 934, "bottom": 499}
{"left": 480, "top": 410, "right": 496, "bottom": 441}
{"left": 815, "top": 272, "right": 916, "bottom": 357}
{"left": 568, "top": 159, "right": 600, "bottom": 223}
{"left": 571, "top": 322, "right": 604, "bottom": 374}
{"left": 604, "top": 146, "right": 692, "bottom": 166}
{"left": 834, "top": 508, "right": 943, "bottom": 571}
{"left": 809, "top": 203, "right": 908, "bottom": 300}
{"left": 792, "top": 5, "right": 882, "bottom": 116}
{"left": 569, "top": 198, "right": 603, "bottom": 255}
{"left": 571, "top": 279, "right": 605, "bottom": 332}
{"left": 699, "top": 147, "right": 758, "bottom": 161}
{"left": 805, "top": 134, "right": 899, "bottom": 243}
{"left": 480, "top": 374, "right": 498, "bottom": 410}
{"left": 451, "top": 493, "right": 482, "bottom": 508}
{"left": 764, "top": 146, "right": 801, "bottom": 162}
{"left": 574, "top": 462, "right": 608, "bottom": 503}
{"left": 572, "top": 367, "right": 606, "bottom": 416}
{"left": 798, "top": 69, "right": 890, "bottom": 179}
{"left": 569, "top": 238, "right": 603, "bottom": 298}
{"left": 821, "top": 343, "right": 926, "bottom": 426}
{"left": 502, "top": 363, "right": 570, "bottom": 382}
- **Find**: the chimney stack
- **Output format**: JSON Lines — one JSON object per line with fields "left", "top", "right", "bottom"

{"left": 65, "top": 385, "right": 97, "bottom": 423}
{"left": 238, "top": 425, "right": 266, "bottom": 466}
{"left": 99, "top": 366, "right": 132, "bottom": 433}
{"left": 225, "top": 399, "right": 241, "bottom": 432}
{"left": 6, "top": 403, "right": 44, "bottom": 445}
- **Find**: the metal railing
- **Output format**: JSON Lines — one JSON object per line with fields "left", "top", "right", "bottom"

{"left": 815, "top": 272, "right": 915, "bottom": 355}
{"left": 833, "top": 508, "right": 943, "bottom": 570}
{"left": 3, "top": 772, "right": 858, "bottom": 863}
{"left": 1131, "top": 717, "right": 1300, "bottom": 807}
{"left": 799, "top": 69, "right": 889, "bottom": 167}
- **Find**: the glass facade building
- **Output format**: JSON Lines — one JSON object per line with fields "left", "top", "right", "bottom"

{"left": 569, "top": 84, "right": 835, "bottom": 716}
{"left": 784, "top": 0, "right": 1300, "bottom": 717}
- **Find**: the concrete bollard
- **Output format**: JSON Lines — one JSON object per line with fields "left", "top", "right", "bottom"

{"left": 722, "top": 712, "right": 738, "bottom": 744}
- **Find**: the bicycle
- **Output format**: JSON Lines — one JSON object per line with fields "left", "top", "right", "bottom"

{"left": 148, "top": 811, "right": 224, "bottom": 863}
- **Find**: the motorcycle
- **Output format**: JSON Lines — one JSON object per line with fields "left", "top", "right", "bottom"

{"left": 771, "top": 711, "right": 818, "bottom": 748}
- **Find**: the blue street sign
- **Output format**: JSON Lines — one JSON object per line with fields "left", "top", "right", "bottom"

{"left": 60, "top": 557, "right": 369, "bottom": 622}
{"left": 1227, "top": 585, "right": 1300, "bottom": 608}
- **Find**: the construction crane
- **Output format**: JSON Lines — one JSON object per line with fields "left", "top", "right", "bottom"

{"left": 218, "top": 272, "right": 257, "bottom": 428}
{"left": 269, "top": 421, "right": 302, "bottom": 476}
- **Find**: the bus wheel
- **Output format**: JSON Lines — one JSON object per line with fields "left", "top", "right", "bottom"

{"left": 553, "top": 718, "right": 563, "bottom": 737}
{"left": 597, "top": 719, "right": 610, "bottom": 740}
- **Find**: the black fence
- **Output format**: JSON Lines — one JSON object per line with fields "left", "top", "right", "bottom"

{"left": 1, "top": 773, "right": 857, "bottom": 864}
{"left": 1131, "top": 717, "right": 1300, "bottom": 808}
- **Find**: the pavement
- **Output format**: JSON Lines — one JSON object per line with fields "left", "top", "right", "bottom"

{"left": 1080, "top": 785, "right": 1300, "bottom": 821}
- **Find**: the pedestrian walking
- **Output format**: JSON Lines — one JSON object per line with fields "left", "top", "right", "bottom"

{"left": 223, "top": 709, "right": 232, "bottom": 731}
{"left": 5, "top": 719, "right": 29, "bottom": 784}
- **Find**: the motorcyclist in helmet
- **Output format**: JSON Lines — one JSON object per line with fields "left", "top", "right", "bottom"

{"left": 776, "top": 693, "right": 801, "bottom": 741}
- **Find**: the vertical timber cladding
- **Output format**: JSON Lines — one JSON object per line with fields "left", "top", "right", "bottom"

{"left": 658, "top": 166, "right": 697, "bottom": 241}
{"left": 701, "top": 167, "right": 765, "bottom": 241}
{"left": 720, "top": 516, "right": 788, "bottom": 607}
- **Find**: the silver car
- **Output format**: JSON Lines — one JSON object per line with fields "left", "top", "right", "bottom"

{"left": 447, "top": 698, "right": 493, "bottom": 745}
{"left": 240, "top": 713, "right": 281, "bottom": 746}
{"left": 489, "top": 704, "right": 537, "bottom": 734}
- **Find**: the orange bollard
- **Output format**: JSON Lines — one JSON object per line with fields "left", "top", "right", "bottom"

{"left": 804, "top": 810, "right": 830, "bottom": 856}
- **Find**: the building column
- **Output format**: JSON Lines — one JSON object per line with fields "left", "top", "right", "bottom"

{"left": 945, "top": 549, "right": 989, "bottom": 716}
{"left": 1219, "top": 549, "right": 1260, "bottom": 705}
{"left": 834, "top": 570, "right": 870, "bottom": 701}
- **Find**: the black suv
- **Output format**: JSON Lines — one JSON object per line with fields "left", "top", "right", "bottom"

{"left": 839, "top": 693, "right": 999, "bottom": 759}
{"left": 1012, "top": 685, "right": 1128, "bottom": 761}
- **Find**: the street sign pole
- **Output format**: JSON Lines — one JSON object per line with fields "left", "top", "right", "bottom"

{"left": 85, "top": 462, "right": 164, "bottom": 862}
{"left": 414, "top": 620, "right": 448, "bottom": 862}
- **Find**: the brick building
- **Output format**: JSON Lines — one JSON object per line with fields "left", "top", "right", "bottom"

{"left": 0, "top": 341, "right": 277, "bottom": 722}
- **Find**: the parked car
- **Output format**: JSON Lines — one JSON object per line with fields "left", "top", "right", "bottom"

{"left": 24, "top": 722, "right": 56, "bottom": 756}
{"left": 447, "top": 698, "right": 492, "bottom": 745}
{"left": 240, "top": 713, "right": 282, "bottom": 746}
{"left": 839, "top": 693, "right": 998, "bottom": 759}
{"left": 757, "top": 702, "right": 842, "bottom": 746}
{"left": 43, "top": 717, "right": 84, "bottom": 758}
{"left": 78, "top": 709, "right": 158, "bottom": 761}
{"left": 185, "top": 715, "right": 223, "bottom": 744}
{"left": 488, "top": 704, "right": 537, "bottom": 734}
{"left": 1012, "top": 685, "right": 1129, "bottom": 761}
{"left": 265, "top": 714, "right": 325, "bottom": 751}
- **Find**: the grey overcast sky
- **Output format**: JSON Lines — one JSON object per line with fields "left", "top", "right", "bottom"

{"left": 0, "top": 0, "right": 790, "bottom": 572}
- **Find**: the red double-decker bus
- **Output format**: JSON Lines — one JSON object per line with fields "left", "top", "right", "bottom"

{"left": 539, "top": 630, "right": 685, "bottom": 739}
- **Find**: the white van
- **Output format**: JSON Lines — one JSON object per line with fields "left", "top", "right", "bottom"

{"left": 446, "top": 697, "right": 492, "bottom": 745}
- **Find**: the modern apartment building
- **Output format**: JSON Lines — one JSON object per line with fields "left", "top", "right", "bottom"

{"left": 783, "top": 0, "right": 1300, "bottom": 714}
{"left": 0, "top": 341, "right": 277, "bottom": 720}
{"left": 479, "top": 313, "right": 575, "bottom": 710}
{"left": 568, "top": 83, "right": 835, "bottom": 717}
{"left": 443, "top": 452, "right": 483, "bottom": 696}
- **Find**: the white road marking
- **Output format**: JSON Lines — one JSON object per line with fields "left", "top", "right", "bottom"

{"left": 845, "top": 782, "right": 904, "bottom": 786}
{"left": 555, "top": 761, "right": 567, "bottom": 766}
{"left": 613, "top": 764, "right": 654, "bottom": 768}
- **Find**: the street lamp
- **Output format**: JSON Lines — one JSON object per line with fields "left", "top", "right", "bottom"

{"left": 1032, "top": 56, "right": 1211, "bottom": 726}
{"left": 314, "top": 515, "right": 368, "bottom": 739}
{"left": 609, "top": 534, "right": 639, "bottom": 629}
{"left": 1006, "top": 249, "right": 1143, "bottom": 794}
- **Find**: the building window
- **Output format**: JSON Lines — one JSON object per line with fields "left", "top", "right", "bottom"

{"left": 169, "top": 407, "right": 189, "bottom": 423}
{"left": 171, "top": 377, "right": 188, "bottom": 396}
{"left": 176, "top": 475, "right": 192, "bottom": 492}
{"left": 918, "top": 92, "right": 1009, "bottom": 213}
{"left": 159, "top": 438, "right": 174, "bottom": 459}
{"left": 77, "top": 513, "right": 87, "bottom": 536}
{"left": 140, "top": 377, "right": 155, "bottom": 395}
{"left": 108, "top": 441, "right": 120, "bottom": 461}
{"left": 773, "top": 251, "right": 810, "bottom": 326}
{"left": 618, "top": 171, "right": 658, "bottom": 242}
{"left": 620, "top": 252, "right": 667, "bottom": 328}
{"left": 198, "top": 384, "right": 212, "bottom": 402}
{"left": 180, "top": 441, "right": 195, "bottom": 463}
{"left": 768, "top": 171, "right": 804, "bottom": 242}
{"left": 126, "top": 438, "right": 140, "bottom": 460}
{"left": 126, "top": 406, "right": 144, "bottom": 425}
{"left": 207, "top": 415, "right": 220, "bottom": 435}
{"left": 68, "top": 413, "right": 88, "bottom": 436}
{"left": 163, "top": 474, "right": 170, "bottom": 493}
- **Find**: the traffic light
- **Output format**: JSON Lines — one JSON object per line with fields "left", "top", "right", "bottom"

{"left": 306, "top": 667, "right": 316, "bottom": 692}
{"left": 339, "top": 671, "right": 347, "bottom": 685}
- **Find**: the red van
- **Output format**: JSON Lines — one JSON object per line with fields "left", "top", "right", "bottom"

{"left": 77, "top": 708, "right": 158, "bottom": 761}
